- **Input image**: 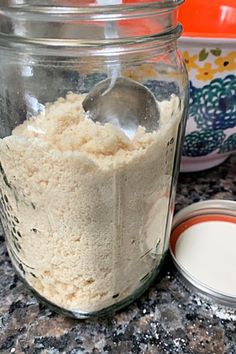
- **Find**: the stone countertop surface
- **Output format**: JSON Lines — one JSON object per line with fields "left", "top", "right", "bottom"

{"left": 0, "top": 155, "right": 235, "bottom": 354}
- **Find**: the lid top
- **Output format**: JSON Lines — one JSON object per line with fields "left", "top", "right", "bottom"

{"left": 174, "top": 217, "right": 236, "bottom": 296}
{"left": 170, "top": 200, "right": 236, "bottom": 306}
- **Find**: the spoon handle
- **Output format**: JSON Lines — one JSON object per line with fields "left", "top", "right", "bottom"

{"left": 96, "top": 0, "right": 122, "bottom": 94}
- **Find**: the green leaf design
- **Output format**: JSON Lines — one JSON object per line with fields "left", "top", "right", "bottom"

{"left": 183, "top": 129, "right": 225, "bottom": 157}
{"left": 210, "top": 48, "right": 222, "bottom": 57}
{"left": 199, "top": 49, "right": 209, "bottom": 61}
{"left": 219, "top": 133, "right": 236, "bottom": 153}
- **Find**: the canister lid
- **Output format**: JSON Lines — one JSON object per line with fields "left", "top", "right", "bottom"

{"left": 169, "top": 200, "right": 236, "bottom": 307}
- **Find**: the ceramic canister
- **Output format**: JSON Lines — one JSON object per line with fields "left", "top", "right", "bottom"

{"left": 178, "top": 0, "right": 236, "bottom": 172}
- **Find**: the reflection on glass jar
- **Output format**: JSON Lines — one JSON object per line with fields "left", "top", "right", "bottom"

{"left": 0, "top": 0, "right": 188, "bottom": 318}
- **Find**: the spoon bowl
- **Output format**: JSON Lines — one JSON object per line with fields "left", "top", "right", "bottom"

{"left": 82, "top": 77, "right": 160, "bottom": 139}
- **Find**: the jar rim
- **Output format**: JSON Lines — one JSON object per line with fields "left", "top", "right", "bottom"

{"left": 0, "top": 24, "right": 182, "bottom": 56}
{"left": 1, "top": 0, "right": 184, "bottom": 20}
{"left": 0, "top": 1, "right": 183, "bottom": 55}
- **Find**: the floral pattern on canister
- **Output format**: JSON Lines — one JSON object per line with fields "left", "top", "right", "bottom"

{"left": 183, "top": 75, "right": 236, "bottom": 157}
{"left": 191, "top": 75, "right": 236, "bottom": 130}
{"left": 183, "top": 129, "right": 226, "bottom": 157}
{"left": 179, "top": 42, "right": 236, "bottom": 171}
{"left": 182, "top": 49, "right": 236, "bottom": 80}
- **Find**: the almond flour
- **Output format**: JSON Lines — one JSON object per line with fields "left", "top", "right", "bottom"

{"left": 0, "top": 93, "right": 181, "bottom": 313}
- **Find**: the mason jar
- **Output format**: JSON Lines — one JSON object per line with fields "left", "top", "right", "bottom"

{"left": 0, "top": 0, "right": 188, "bottom": 318}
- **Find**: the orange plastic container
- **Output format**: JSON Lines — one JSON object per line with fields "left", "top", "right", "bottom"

{"left": 179, "top": 0, "right": 236, "bottom": 38}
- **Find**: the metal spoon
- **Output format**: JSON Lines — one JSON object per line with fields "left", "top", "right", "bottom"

{"left": 82, "top": 77, "right": 160, "bottom": 139}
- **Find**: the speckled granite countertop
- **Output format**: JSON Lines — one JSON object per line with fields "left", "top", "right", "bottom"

{"left": 0, "top": 155, "right": 235, "bottom": 354}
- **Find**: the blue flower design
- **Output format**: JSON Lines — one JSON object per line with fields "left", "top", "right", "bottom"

{"left": 219, "top": 133, "right": 236, "bottom": 153}
{"left": 183, "top": 129, "right": 226, "bottom": 157}
{"left": 189, "top": 75, "right": 236, "bottom": 130}
{"left": 189, "top": 81, "right": 201, "bottom": 117}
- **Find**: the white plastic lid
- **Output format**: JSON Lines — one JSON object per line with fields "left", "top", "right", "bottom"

{"left": 170, "top": 200, "right": 236, "bottom": 307}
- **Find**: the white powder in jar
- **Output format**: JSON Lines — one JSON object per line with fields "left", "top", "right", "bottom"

{"left": 0, "top": 92, "right": 181, "bottom": 313}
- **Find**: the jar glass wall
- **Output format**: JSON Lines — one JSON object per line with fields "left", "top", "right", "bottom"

{"left": 0, "top": 0, "right": 188, "bottom": 318}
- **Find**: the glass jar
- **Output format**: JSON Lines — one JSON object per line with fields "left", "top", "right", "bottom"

{"left": 0, "top": 0, "right": 188, "bottom": 318}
